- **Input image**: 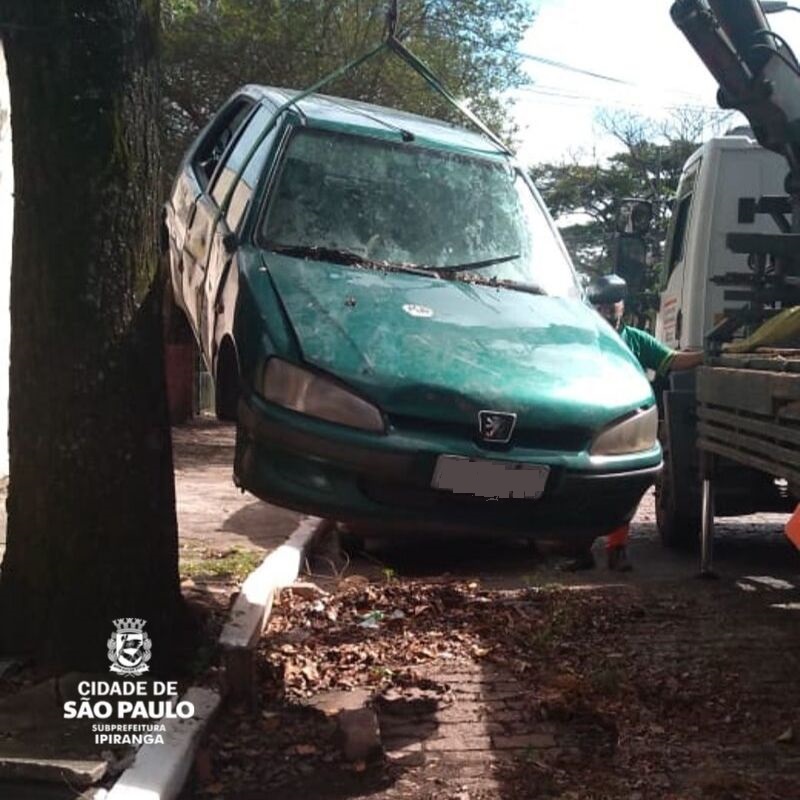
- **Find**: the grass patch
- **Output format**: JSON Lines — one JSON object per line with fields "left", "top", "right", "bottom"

{"left": 181, "top": 547, "right": 264, "bottom": 582}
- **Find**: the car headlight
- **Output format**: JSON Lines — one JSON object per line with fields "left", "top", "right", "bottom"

{"left": 260, "top": 358, "right": 385, "bottom": 433}
{"left": 590, "top": 406, "right": 658, "bottom": 456}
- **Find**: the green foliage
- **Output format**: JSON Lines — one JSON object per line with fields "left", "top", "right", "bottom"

{"left": 161, "top": 0, "right": 534, "bottom": 174}
{"left": 531, "top": 108, "right": 730, "bottom": 323}
{"left": 531, "top": 160, "right": 640, "bottom": 274}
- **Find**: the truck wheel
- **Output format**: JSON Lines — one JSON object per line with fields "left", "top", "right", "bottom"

{"left": 655, "top": 463, "right": 700, "bottom": 550}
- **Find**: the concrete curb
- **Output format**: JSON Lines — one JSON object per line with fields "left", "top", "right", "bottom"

{"left": 102, "top": 514, "right": 329, "bottom": 800}
{"left": 220, "top": 515, "right": 331, "bottom": 702}
{"left": 105, "top": 687, "right": 221, "bottom": 800}
{"left": 219, "top": 515, "right": 328, "bottom": 649}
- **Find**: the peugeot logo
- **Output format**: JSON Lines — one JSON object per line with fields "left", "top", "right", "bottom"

{"left": 478, "top": 410, "right": 517, "bottom": 444}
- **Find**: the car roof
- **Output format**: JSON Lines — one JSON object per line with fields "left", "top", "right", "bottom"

{"left": 240, "top": 84, "right": 508, "bottom": 159}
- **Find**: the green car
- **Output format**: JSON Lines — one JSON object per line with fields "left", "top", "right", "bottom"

{"left": 165, "top": 85, "right": 661, "bottom": 543}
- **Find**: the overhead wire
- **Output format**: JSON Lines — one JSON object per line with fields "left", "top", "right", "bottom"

{"left": 513, "top": 51, "right": 720, "bottom": 105}
{"left": 514, "top": 85, "right": 726, "bottom": 114}
{"left": 403, "top": 25, "right": 720, "bottom": 105}
{"left": 513, "top": 52, "right": 634, "bottom": 85}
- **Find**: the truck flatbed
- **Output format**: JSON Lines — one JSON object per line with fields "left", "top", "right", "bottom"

{"left": 698, "top": 358, "right": 800, "bottom": 489}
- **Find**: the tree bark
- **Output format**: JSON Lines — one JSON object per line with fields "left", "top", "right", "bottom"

{"left": 0, "top": 0, "right": 187, "bottom": 670}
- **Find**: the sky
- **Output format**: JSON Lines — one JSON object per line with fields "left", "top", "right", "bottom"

{"left": 510, "top": 0, "right": 800, "bottom": 166}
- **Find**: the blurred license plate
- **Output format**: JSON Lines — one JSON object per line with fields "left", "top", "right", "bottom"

{"left": 431, "top": 456, "right": 549, "bottom": 499}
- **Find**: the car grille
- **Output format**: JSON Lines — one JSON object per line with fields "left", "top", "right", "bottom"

{"left": 388, "top": 414, "right": 590, "bottom": 452}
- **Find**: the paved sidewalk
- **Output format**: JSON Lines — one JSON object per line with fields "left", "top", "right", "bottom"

{"left": 0, "top": 420, "right": 301, "bottom": 569}
{"left": 172, "top": 417, "right": 303, "bottom": 572}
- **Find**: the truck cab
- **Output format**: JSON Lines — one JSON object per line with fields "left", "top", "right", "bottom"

{"left": 657, "top": 134, "right": 786, "bottom": 350}
{"left": 654, "top": 133, "right": 793, "bottom": 547}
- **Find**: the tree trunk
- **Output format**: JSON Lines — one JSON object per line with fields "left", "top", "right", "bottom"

{"left": 0, "top": 0, "right": 187, "bottom": 670}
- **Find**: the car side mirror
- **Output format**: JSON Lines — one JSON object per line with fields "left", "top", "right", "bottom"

{"left": 587, "top": 274, "right": 627, "bottom": 305}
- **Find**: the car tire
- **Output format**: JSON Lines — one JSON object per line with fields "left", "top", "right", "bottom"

{"left": 655, "top": 454, "right": 700, "bottom": 550}
{"left": 336, "top": 524, "right": 367, "bottom": 555}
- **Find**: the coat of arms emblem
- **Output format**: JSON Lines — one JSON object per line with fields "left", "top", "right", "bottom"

{"left": 107, "top": 618, "right": 152, "bottom": 676}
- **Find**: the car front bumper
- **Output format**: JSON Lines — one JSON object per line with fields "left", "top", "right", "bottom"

{"left": 235, "top": 396, "right": 662, "bottom": 541}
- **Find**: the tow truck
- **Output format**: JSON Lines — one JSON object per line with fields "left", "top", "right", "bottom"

{"left": 658, "top": 0, "right": 800, "bottom": 571}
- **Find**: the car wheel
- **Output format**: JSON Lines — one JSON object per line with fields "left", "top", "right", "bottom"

{"left": 336, "top": 524, "right": 367, "bottom": 555}
{"left": 656, "top": 452, "right": 700, "bottom": 550}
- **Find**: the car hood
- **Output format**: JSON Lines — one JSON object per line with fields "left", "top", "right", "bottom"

{"left": 260, "top": 253, "right": 653, "bottom": 434}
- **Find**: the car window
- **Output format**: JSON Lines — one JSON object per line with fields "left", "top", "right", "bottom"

{"left": 210, "top": 105, "right": 278, "bottom": 230}
{"left": 192, "top": 98, "right": 254, "bottom": 188}
{"left": 260, "top": 129, "right": 579, "bottom": 298}
{"left": 662, "top": 160, "right": 699, "bottom": 287}
{"left": 664, "top": 193, "right": 693, "bottom": 280}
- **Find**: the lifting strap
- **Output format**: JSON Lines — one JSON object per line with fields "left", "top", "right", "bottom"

{"left": 217, "top": 0, "right": 511, "bottom": 225}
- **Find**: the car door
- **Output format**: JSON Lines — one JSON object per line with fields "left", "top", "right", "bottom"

{"left": 202, "top": 104, "right": 282, "bottom": 368}
{"left": 179, "top": 97, "right": 255, "bottom": 341}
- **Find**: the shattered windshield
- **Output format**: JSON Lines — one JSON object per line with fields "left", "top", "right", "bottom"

{"left": 260, "top": 129, "right": 579, "bottom": 298}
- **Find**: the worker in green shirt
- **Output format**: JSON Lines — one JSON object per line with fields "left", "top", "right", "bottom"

{"left": 566, "top": 297, "right": 703, "bottom": 572}
{"left": 603, "top": 301, "right": 704, "bottom": 376}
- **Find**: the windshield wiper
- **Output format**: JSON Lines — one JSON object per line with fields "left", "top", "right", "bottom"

{"left": 264, "top": 245, "right": 541, "bottom": 292}
{"left": 436, "top": 254, "right": 521, "bottom": 273}
{"left": 455, "top": 275, "right": 548, "bottom": 296}
{"left": 266, "top": 243, "right": 441, "bottom": 278}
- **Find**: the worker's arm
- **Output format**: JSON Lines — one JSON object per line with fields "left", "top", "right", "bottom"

{"left": 669, "top": 350, "right": 704, "bottom": 371}
{"left": 622, "top": 327, "right": 679, "bottom": 376}
{"left": 621, "top": 327, "right": 704, "bottom": 375}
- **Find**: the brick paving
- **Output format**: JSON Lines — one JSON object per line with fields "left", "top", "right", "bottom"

{"left": 379, "top": 663, "right": 562, "bottom": 794}
{"left": 193, "top": 484, "right": 800, "bottom": 798}
{"left": 364, "top": 577, "right": 800, "bottom": 799}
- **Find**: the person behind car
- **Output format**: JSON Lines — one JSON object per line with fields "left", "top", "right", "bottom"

{"left": 566, "top": 298, "right": 704, "bottom": 572}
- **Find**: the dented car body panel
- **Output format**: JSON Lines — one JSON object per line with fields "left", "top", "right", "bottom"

{"left": 165, "top": 85, "right": 661, "bottom": 539}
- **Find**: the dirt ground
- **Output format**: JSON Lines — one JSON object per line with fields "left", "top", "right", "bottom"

{"left": 193, "top": 492, "right": 800, "bottom": 800}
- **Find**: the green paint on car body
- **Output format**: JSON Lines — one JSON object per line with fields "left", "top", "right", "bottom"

{"left": 259, "top": 253, "right": 652, "bottom": 433}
